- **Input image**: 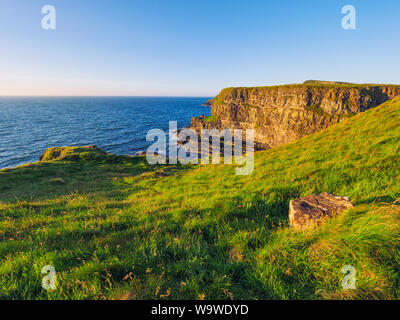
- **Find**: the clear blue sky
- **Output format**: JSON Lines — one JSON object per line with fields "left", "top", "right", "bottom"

{"left": 1, "top": 0, "right": 399, "bottom": 96}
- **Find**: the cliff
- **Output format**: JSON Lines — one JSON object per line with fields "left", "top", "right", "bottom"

{"left": 191, "top": 81, "right": 400, "bottom": 148}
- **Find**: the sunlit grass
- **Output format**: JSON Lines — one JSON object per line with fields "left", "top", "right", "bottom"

{"left": 1, "top": 98, "right": 400, "bottom": 300}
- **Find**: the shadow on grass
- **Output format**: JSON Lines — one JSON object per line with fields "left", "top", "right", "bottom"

{"left": 228, "top": 185, "right": 300, "bottom": 224}
{"left": 0, "top": 156, "right": 193, "bottom": 202}
{"left": 360, "top": 195, "right": 397, "bottom": 205}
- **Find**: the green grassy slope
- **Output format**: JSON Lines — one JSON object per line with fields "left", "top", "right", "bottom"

{"left": 217, "top": 82, "right": 400, "bottom": 92}
{"left": 1, "top": 97, "right": 400, "bottom": 300}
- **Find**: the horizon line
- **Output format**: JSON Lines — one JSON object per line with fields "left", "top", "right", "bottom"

{"left": 0, "top": 95, "right": 214, "bottom": 98}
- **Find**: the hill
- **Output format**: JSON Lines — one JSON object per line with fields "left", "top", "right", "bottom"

{"left": 1, "top": 97, "right": 400, "bottom": 299}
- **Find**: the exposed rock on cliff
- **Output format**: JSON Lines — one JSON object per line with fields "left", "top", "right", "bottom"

{"left": 192, "top": 82, "right": 400, "bottom": 149}
{"left": 289, "top": 193, "right": 354, "bottom": 228}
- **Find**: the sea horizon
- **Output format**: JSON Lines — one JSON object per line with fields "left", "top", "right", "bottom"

{"left": 0, "top": 95, "right": 212, "bottom": 98}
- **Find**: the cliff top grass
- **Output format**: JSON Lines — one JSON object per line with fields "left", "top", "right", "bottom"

{"left": 222, "top": 81, "right": 400, "bottom": 91}
{"left": 211, "top": 81, "right": 400, "bottom": 105}
{"left": 1, "top": 97, "right": 400, "bottom": 300}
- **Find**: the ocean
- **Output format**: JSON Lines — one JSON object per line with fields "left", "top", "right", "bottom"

{"left": 0, "top": 97, "right": 211, "bottom": 169}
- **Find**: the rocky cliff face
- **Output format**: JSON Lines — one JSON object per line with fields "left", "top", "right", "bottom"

{"left": 191, "top": 82, "right": 400, "bottom": 149}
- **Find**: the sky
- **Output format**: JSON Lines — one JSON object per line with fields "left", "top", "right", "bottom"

{"left": 0, "top": 0, "right": 400, "bottom": 96}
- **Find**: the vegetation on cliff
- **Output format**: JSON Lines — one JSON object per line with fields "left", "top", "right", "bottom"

{"left": 1, "top": 97, "right": 400, "bottom": 300}
{"left": 203, "top": 115, "right": 220, "bottom": 123}
{"left": 214, "top": 82, "right": 400, "bottom": 102}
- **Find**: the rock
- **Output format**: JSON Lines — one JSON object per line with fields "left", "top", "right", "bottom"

{"left": 140, "top": 151, "right": 159, "bottom": 156}
{"left": 202, "top": 99, "right": 213, "bottom": 106}
{"left": 39, "top": 145, "right": 107, "bottom": 162}
{"left": 135, "top": 151, "right": 147, "bottom": 156}
{"left": 289, "top": 193, "right": 354, "bottom": 228}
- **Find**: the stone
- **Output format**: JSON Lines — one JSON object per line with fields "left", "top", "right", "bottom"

{"left": 289, "top": 192, "right": 354, "bottom": 228}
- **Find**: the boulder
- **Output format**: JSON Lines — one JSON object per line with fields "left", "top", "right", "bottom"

{"left": 289, "top": 193, "right": 354, "bottom": 228}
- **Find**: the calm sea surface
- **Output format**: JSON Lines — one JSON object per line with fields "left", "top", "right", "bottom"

{"left": 0, "top": 97, "right": 211, "bottom": 169}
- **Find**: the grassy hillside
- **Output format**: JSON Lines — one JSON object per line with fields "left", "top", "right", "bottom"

{"left": 1, "top": 97, "right": 400, "bottom": 300}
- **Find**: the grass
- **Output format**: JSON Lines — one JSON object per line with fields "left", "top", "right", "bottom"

{"left": 213, "top": 83, "right": 400, "bottom": 108}
{"left": 218, "top": 82, "right": 400, "bottom": 93}
{"left": 213, "top": 95, "right": 226, "bottom": 105}
{"left": 1, "top": 97, "right": 400, "bottom": 300}
{"left": 204, "top": 115, "right": 220, "bottom": 123}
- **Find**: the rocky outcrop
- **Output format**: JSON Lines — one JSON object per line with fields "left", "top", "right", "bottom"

{"left": 191, "top": 81, "right": 400, "bottom": 149}
{"left": 289, "top": 193, "right": 354, "bottom": 228}
{"left": 39, "top": 145, "right": 103, "bottom": 161}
